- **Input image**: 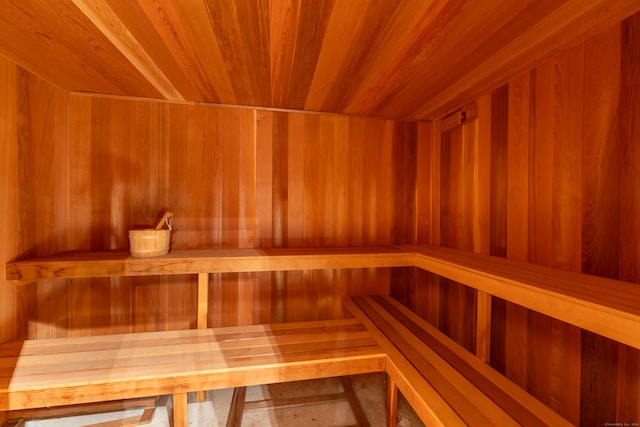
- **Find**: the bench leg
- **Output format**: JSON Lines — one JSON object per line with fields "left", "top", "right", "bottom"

{"left": 341, "top": 377, "right": 371, "bottom": 427}
{"left": 173, "top": 393, "right": 188, "bottom": 427}
{"left": 226, "top": 386, "right": 247, "bottom": 427}
{"left": 387, "top": 375, "right": 398, "bottom": 427}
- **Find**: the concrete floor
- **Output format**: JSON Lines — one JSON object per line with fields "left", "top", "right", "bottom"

{"left": 24, "top": 373, "right": 424, "bottom": 427}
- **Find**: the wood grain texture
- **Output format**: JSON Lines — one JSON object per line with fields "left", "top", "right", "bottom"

{"left": 1, "top": 1, "right": 639, "bottom": 120}
{"left": 616, "top": 14, "right": 640, "bottom": 424}
{"left": 2, "top": 9, "right": 640, "bottom": 426}
{"left": 6, "top": 77, "right": 415, "bottom": 335}
{"left": 0, "top": 319, "right": 385, "bottom": 412}
{"left": 0, "top": 57, "right": 19, "bottom": 347}
{"left": 401, "top": 15, "right": 640, "bottom": 424}
{"left": 347, "top": 295, "right": 574, "bottom": 427}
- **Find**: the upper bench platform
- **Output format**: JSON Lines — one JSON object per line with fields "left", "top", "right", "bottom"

{"left": 5, "top": 246, "right": 410, "bottom": 285}
{"left": 6, "top": 245, "right": 640, "bottom": 350}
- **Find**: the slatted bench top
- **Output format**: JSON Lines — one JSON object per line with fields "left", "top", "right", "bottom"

{"left": 0, "top": 318, "right": 385, "bottom": 412}
{"left": 344, "top": 295, "right": 573, "bottom": 427}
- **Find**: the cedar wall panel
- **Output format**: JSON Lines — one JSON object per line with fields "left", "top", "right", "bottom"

{"left": 0, "top": 57, "right": 19, "bottom": 346}
{"left": 5, "top": 79, "right": 419, "bottom": 337}
{"left": 412, "top": 14, "right": 640, "bottom": 426}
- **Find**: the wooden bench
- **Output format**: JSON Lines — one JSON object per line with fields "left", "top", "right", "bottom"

{"left": 5, "top": 244, "right": 640, "bottom": 425}
{"left": 0, "top": 318, "right": 385, "bottom": 426}
{"left": 344, "top": 295, "right": 574, "bottom": 427}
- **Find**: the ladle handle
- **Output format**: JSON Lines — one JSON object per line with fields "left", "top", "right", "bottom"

{"left": 155, "top": 211, "right": 174, "bottom": 230}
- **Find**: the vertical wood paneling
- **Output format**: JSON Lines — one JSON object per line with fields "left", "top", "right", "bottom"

{"left": 580, "top": 23, "right": 621, "bottom": 426}
{"left": 0, "top": 57, "right": 19, "bottom": 348}
{"left": 8, "top": 74, "right": 411, "bottom": 334}
{"left": 614, "top": 13, "right": 640, "bottom": 426}
{"left": 580, "top": 21, "right": 627, "bottom": 427}
{"left": 474, "top": 94, "right": 492, "bottom": 362}
{"left": 18, "top": 71, "right": 72, "bottom": 340}
{"left": 546, "top": 45, "right": 583, "bottom": 422}
{"left": 616, "top": 14, "right": 640, "bottom": 423}
{"left": 390, "top": 122, "right": 418, "bottom": 308}
{"left": 414, "top": 122, "right": 435, "bottom": 321}
{"left": 429, "top": 122, "right": 442, "bottom": 248}
{"left": 438, "top": 125, "right": 477, "bottom": 352}
{"left": 618, "top": 14, "right": 640, "bottom": 289}
{"left": 489, "top": 85, "right": 509, "bottom": 259}
{"left": 504, "top": 71, "right": 530, "bottom": 390}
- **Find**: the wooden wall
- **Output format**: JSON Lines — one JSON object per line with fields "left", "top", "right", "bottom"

{"left": 0, "top": 57, "right": 20, "bottom": 347}
{"left": 0, "top": 57, "right": 421, "bottom": 341}
{"left": 409, "top": 14, "right": 640, "bottom": 426}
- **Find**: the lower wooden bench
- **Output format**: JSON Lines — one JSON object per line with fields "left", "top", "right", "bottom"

{"left": 0, "top": 297, "right": 577, "bottom": 427}
{"left": 344, "top": 295, "right": 574, "bottom": 427}
{"left": 0, "top": 319, "right": 385, "bottom": 427}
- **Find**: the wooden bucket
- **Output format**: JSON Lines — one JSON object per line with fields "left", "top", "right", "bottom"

{"left": 128, "top": 229, "right": 171, "bottom": 257}
{"left": 129, "top": 212, "right": 173, "bottom": 257}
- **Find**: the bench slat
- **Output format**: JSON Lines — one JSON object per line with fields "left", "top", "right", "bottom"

{"left": 345, "top": 296, "right": 574, "bottom": 427}
{"left": 355, "top": 298, "right": 517, "bottom": 426}
{"left": 370, "top": 296, "right": 569, "bottom": 426}
{"left": 0, "top": 320, "right": 385, "bottom": 411}
{"left": 352, "top": 297, "right": 512, "bottom": 426}
{"left": 342, "top": 299, "right": 468, "bottom": 427}
{"left": 0, "top": 326, "right": 372, "bottom": 368}
{"left": 0, "top": 334, "right": 378, "bottom": 379}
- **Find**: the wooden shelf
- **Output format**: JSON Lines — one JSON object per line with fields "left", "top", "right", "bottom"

{"left": 6, "top": 244, "right": 640, "bottom": 349}
{"left": 5, "top": 246, "right": 411, "bottom": 285}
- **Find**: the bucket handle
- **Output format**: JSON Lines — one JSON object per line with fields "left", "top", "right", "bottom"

{"left": 155, "top": 212, "right": 174, "bottom": 231}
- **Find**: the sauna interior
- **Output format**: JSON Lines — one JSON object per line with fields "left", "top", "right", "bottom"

{"left": 1, "top": 1, "right": 640, "bottom": 426}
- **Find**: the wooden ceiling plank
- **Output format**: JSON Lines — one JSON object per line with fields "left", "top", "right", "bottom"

{"left": 203, "top": 0, "right": 258, "bottom": 106}
{"left": 347, "top": 0, "right": 467, "bottom": 117}
{"left": 411, "top": 0, "right": 640, "bottom": 119}
{"left": 102, "top": 0, "right": 204, "bottom": 102}
{"left": 334, "top": 0, "right": 440, "bottom": 116}
{"left": 369, "top": 0, "right": 540, "bottom": 119}
{"left": 235, "top": 0, "right": 272, "bottom": 107}
{"left": 284, "top": 0, "right": 335, "bottom": 110}
{"left": 0, "top": 1, "right": 160, "bottom": 98}
{"left": 135, "top": 0, "right": 221, "bottom": 103}
{"left": 170, "top": 0, "right": 238, "bottom": 104}
{"left": 1, "top": 0, "right": 639, "bottom": 120}
{"left": 70, "top": 0, "right": 184, "bottom": 101}
{"left": 305, "top": 0, "right": 403, "bottom": 113}
{"left": 270, "top": 0, "right": 301, "bottom": 107}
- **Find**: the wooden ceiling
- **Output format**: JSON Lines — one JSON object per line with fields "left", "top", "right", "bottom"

{"left": 1, "top": 0, "right": 639, "bottom": 120}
